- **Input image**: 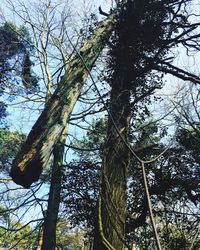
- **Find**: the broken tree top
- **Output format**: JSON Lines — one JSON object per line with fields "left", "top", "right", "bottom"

{"left": 10, "top": 15, "right": 115, "bottom": 188}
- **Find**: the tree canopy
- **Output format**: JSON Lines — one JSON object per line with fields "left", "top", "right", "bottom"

{"left": 0, "top": 0, "right": 200, "bottom": 249}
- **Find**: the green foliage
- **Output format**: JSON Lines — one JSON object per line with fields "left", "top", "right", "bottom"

{"left": 159, "top": 223, "right": 200, "bottom": 250}
{"left": 0, "top": 21, "right": 39, "bottom": 121}
{"left": 0, "top": 22, "right": 26, "bottom": 63}
{"left": 0, "top": 128, "right": 25, "bottom": 172}
{"left": 56, "top": 218, "right": 85, "bottom": 249}
{"left": 22, "top": 53, "right": 39, "bottom": 91}
{"left": 131, "top": 119, "right": 162, "bottom": 151}
{"left": 0, "top": 220, "right": 38, "bottom": 249}
{"left": 74, "top": 118, "right": 107, "bottom": 161}
{"left": 0, "top": 21, "right": 39, "bottom": 94}
{"left": 105, "top": 0, "right": 168, "bottom": 124}
{"left": 0, "top": 206, "right": 10, "bottom": 226}
{"left": 62, "top": 160, "right": 99, "bottom": 231}
{"left": 176, "top": 126, "right": 200, "bottom": 163}
{"left": 61, "top": 116, "right": 200, "bottom": 248}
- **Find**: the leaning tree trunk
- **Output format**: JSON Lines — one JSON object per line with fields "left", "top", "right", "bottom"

{"left": 93, "top": 84, "right": 131, "bottom": 250}
{"left": 10, "top": 15, "right": 115, "bottom": 188}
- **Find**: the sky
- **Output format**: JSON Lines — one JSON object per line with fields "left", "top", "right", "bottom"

{"left": 1, "top": 0, "right": 200, "bottom": 154}
{"left": 0, "top": 0, "right": 200, "bottom": 234}
{"left": 0, "top": 0, "right": 113, "bottom": 133}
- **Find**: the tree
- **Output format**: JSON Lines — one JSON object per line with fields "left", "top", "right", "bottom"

{"left": 0, "top": 20, "right": 43, "bottom": 248}
{"left": 0, "top": 21, "right": 38, "bottom": 121}
{"left": 61, "top": 1, "right": 200, "bottom": 248}
{"left": 0, "top": 2, "right": 74, "bottom": 249}
{"left": 62, "top": 114, "right": 200, "bottom": 249}
{"left": 56, "top": 218, "right": 85, "bottom": 250}
{"left": 4, "top": 0, "right": 200, "bottom": 249}
{"left": 10, "top": 12, "right": 114, "bottom": 188}
{"left": 92, "top": 1, "right": 200, "bottom": 249}
{"left": 0, "top": 205, "right": 39, "bottom": 249}
{"left": 1, "top": 1, "right": 109, "bottom": 249}
{"left": 0, "top": 128, "right": 25, "bottom": 172}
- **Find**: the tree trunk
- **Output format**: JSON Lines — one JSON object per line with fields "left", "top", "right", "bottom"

{"left": 93, "top": 85, "right": 131, "bottom": 250}
{"left": 93, "top": 3, "right": 137, "bottom": 248}
{"left": 41, "top": 131, "right": 66, "bottom": 250}
{"left": 10, "top": 15, "right": 115, "bottom": 188}
{"left": 35, "top": 228, "right": 43, "bottom": 250}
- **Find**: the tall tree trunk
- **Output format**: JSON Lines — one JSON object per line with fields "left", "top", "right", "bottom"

{"left": 93, "top": 3, "right": 137, "bottom": 248}
{"left": 10, "top": 15, "right": 115, "bottom": 188}
{"left": 41, "top": 131, "right": 66, "bottom": 250}
{"left": 94, "top": 85, "right": 131, "bottom": 250}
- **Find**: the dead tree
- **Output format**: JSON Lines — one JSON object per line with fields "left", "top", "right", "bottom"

{"left": 10, "top": 15, "right": 115, "bottom": 188}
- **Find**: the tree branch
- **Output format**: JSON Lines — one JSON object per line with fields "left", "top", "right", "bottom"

{"left": 154, "top": 61, "right": 200, "bottom": 84}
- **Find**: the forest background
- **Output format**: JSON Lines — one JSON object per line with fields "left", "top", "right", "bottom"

{"left": 0, "top": 0, "right": 200, "bottom": 249}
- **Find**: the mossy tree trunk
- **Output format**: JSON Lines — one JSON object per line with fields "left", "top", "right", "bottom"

{"left": 93, "top": 84, "right": 131, "bottom": 250}
{"left": 10, "top": 15, "right": 115, "bottom": 188}
{"left": 93, "top": 4, "right": 137, "bottom": 248}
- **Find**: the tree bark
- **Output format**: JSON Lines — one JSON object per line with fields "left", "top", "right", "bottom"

{"left": 41, "top": 130, "right": 66, "bottom": 250}
{"left": 93, "top": 4, "right": 136, "bottom": 248}
{"left": 10, "top": 15, "right": 115, "bottom": 188}
{"left": 93, "top": 85, "right": 131, "bottom": 250}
